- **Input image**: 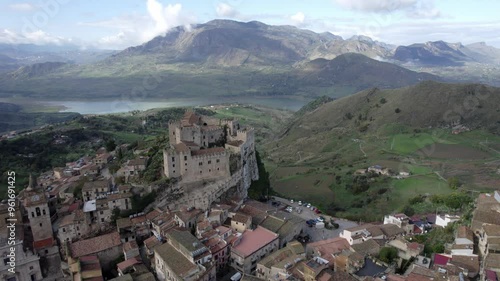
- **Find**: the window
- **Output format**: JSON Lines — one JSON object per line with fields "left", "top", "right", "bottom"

{"left": 45, "top": 250, "right": 48, "bottom": 254}
{"left": 4, "top": 258, "right": 9, "bottom": 265}
{"left": 217, "top": 168, "right": 220, "bottom": 171}
{"left": 42, "top": 209, "right": 46, "bottom": 215}
{"left": 184, "top": 156, "right": 187, "bottom": 161}
{"left": 31, "top": 212, "right": 34, "bottom": 217}
{"left": 62, "top": 228, "right": 66, "bottom": 233}
{"left": 101, "top": 218, "right": 104, "bottom": 222}
{"left": 100, "top": 211, "right": 103, "bottom": 214}
{"left": 173, "top": 170, "right": 176, "bottom": 174}
{"left": 209, "top": 169, "right": 211, "bottom": 172}
{"left": 36, "top": 207, "right": 41, "bottom": 216}
{"left": 39, "top": 223, "right": 42, "bottom": 227}
{"left": 200, "top": 171, "right": 202, "bottom": 174}
{"left": 171, "top": 157, "right": 175, "bottom": 161}
{"left": 203, "top": 136, "right": 206, "bottom": 139}
{"left": 216, "top": 159, "right": 220, "bottom": 163}
{"left": 208, "top": 160, "right": 211, "bottom": 164}
{"left": 76, "top": 226, "right": 79, "bottom": 231}
{"left": 30, "top": 266, "right": 34, "bottom": 270}
{"left": 185, "top": 163, "right": 187, "bottom": 166}
{"left": 199, "top": 162, "right": 203, "bottom": 166}
{"left": 172, "top": 164, "right": 175, "bottom": 167}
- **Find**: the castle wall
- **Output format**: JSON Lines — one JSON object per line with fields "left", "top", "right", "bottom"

{"left": 163, "top": 149, "right": 181, "bottom": 178}
{"left": 183, "top": 152, "right": 230, "bottom": 183}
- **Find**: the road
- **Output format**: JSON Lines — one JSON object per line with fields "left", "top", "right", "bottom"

{"left": 269, "top": 197, "right": 358, "bottom": 242}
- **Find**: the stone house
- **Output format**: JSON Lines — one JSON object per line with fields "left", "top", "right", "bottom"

{"left": 230, "top": 226, "right": 280, "bottom": 274}
{"left": 123, "top": 240, "right": 140, "bottom": 260}
{"left": 256, "top": 241, "right": 305, "bottom": 280}
{"left": 70, "top": 232, "right": 123, "bottom": 272}
{"left": 82, "top": 179, "right": 112, "bottom": 202}
{"left": 231, "top": 213, "right": 252, "bottom": 233}
{"left": 58, "top": 209, "right": 89, "bottom": 244}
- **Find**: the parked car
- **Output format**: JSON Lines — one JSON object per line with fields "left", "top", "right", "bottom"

{"left": 298, "top": 201, "right": 303, "bottom": 206}
{"left": 316, "top": 217, "right": 324, "bottom": 222}
{"left": 306, "top": 203, "right": 311, "bottom": 208}
{"left": 290, "top": 199, "right": 294, "bottom": 203}
{"left": 315, "top": 209, "right": 322, "bottom": 214}
{"left": 306, "top": 219, "right": 316, "bottom": 227}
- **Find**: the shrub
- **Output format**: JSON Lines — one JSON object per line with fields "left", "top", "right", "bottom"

{"left": 395, "top": 108, "right": 401, "bottom": 113}
{"left": 379, "top": 247, "right": 398, "bottom": 263}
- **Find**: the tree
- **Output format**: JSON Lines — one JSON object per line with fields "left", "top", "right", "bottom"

{"left": 105, "top": 139, "right": 116, "bottom": 152}
{"left": 111, "top": 207, "right": 121, "bottom": 224}
{"left": 395, "top": 108, "right": 401, "bottom": 113}
{"left": 447, "top": 177, "right": 460, "bottom": 189}
{"left": 402, "top": 205, "right": 415, "bottom": 217}
{"left": 379, "top": 247, "right": 398, "bottom": 263}
{"left": 380, "top": 98, "right": 387, "bottom": 104}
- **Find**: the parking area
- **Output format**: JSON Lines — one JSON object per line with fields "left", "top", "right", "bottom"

{"left": 268, "top": 196, "right": 359, "bottom": 242}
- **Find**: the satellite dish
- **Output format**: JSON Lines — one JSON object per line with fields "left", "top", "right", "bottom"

{"left": 422, "top": 258, "right": 428, "bottom": 264}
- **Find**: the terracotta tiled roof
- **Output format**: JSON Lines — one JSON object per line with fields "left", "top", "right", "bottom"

{"left": 154, "top": 243, "right": 198, "bottom": 278}
{"left": 232, "top": 226, "right": 279, "bottom": 258}
{"left": 117, "top": 257, "right": 140, "bottom": 272}
{"left": 146, "top": 209, "right": 161, "bottom": 221}
{"left": 117, "top": 218, "right": 132, "bottom": 229}
{"left": 144, "top": 236, "right": 161, "bottom": 250}
{"left": 450, "top": 255, "right": 479, "bottom": 274}
{"left": 70, "top": 232, "right": 122, "bottom": 258}
{"left": 123, "top": 240, "right": 138, "bottom": 252}
{"left": 131, "top": 215, "right": 147, "bottom": 225}
{"left": 232, "top": 213, "right": 251, "bottom": 224}
{"left": 456, "top": 225, "right": 474, "bottom": 241}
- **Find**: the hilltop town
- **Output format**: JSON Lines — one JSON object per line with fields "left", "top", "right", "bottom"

{"left": 0, "top": 109, "right": 499, "bottom": 281}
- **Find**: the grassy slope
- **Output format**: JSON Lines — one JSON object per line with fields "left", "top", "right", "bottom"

{"left": 263, "top": 82, "right": 500, "bottom": 221}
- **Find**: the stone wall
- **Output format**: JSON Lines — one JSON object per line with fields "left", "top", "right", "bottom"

{"left": 155, "top": 149, "right": 258, "bottom": 211}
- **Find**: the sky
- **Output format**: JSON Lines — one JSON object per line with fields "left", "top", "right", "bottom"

{"left": 0, "top": 0, "right": 499, "bottom": 50}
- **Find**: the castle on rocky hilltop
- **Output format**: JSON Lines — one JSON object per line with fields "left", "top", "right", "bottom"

{"left": 163, "top": 110, "right": 256, "bottom": 186}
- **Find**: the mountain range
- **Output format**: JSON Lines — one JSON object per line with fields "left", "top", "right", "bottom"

{"left": 0, "top": 19, "right": 499, "bottom": 101}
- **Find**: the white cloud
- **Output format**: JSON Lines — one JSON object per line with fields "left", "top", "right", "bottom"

{"left": 79, "top": 1, "right": 196, "bottom": 49}
{"left": 335, "top": 0, "right": 417, "bottom": 12}
{"left": 216, "top": 3, "right": 239, "bottom": 18}
{"left": 8, "top": 3, "right": 35, "bottom": 11}
{"left": 0, "top": 29, "right": 72, "bottom": 45}
{"left": 334, "top": 0, "right": 441, "bottom": 18}
{"left": 290, "top": 12, "right": 305, "bottom": 25}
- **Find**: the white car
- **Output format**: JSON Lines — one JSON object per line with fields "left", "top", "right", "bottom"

{"left": 290, "top": 199, "right": 294, "bottom": 203}
{"left": 317, "top": 217, "right": 324, "bottom": 222}
{"left": 298, "top": 201, "right": 302, "bottom": 206}
{"left": 306, "top": 203, "right": 311, "bottom": 208}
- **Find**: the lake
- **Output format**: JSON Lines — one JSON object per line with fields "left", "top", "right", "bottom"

{"left": 42, "top": 96, "right": 311, "bottom": 114}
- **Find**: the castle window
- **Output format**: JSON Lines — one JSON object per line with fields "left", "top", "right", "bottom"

{"left": 173, "top": 170, "right": 176, "bottom": 174}
{"left": 171, "top": 157, "right": 175, "bottom": 162}
{"left": 203, "top": 136, "right": 206, "bottom": 139}
{"left": 35, "top": 207, "right": 41, "bottom": 216}
{"left": 31, "top": 212, "right": 34, "bottom": 217}
{"left": 184, "top": 156, "right": 187, "bottom": 161}
{"left": 217, "top": 168, "right": 220, "bottom": 171}
{"left": 185, "top": 163, "right": 187, "bottom": 166}
{"left": 209, "top": 169, "right": 211, "bottom": 172}
{"left": 216, "top": 159, "right": 220, "bottom": 163}
{"left": 62, "top": 228, "right": 66, "bottom": 233}
{"left": 200, "top": 171, "right": 202, "bottom": 174}
{"left": 172, "top": 164, "right": 175, "bottom": 167}
{"left": 211, "top": 135, "right": 214, "bottom": 139}
{"left": 199, "top": 162, "right": 203, "bottom": 166}
{"left": 208, "top": 160, "right": 211, "bottom": 164}
{"left": 39, "top": 223, "right": 42, "bottom": 227}
{"left": 42, "top": 209, "right": 46, "bottom": 215}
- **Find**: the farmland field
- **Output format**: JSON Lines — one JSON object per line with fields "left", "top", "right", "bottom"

{"left": 417, "top": 143, "right": 491, "bottom": 159}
